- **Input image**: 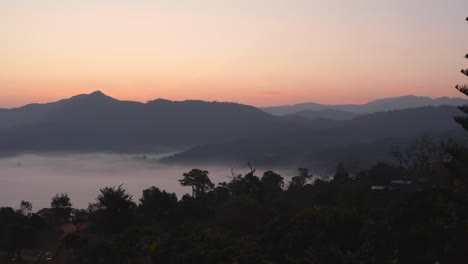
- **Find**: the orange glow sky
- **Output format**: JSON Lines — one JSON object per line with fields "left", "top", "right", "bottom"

{"left": 1, "top": 0, "right": 468, "bottom": 108}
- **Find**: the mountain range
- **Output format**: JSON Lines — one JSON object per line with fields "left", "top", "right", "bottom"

{"left": 261, "top": 95, "right": 468, "bottom": 116}
{"left": 0, "top": 92, "right": 466, "bottom": 169}
{"left": 288, "top": 109, "right": 360, "bottom": 120}
{"left": 0, "top": 91, "right": 281, "bottom": 152}
{"left": 162, "top": 105, "right": 466, "bottom": 168}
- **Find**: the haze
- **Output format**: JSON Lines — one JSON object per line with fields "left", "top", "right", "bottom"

{"left": 2, "top": 0, "right": 468, "bottom": 108}
{"left": 0, "top": 153, "right": 296, "bottom": 210}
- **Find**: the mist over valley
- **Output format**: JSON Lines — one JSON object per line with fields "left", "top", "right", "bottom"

{"left": 0, "top": 92, "right": 466, "bottom": 209}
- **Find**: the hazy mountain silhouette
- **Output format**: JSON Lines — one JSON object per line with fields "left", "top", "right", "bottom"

{"left": 163, "top": 106, "right": 466, "bottom": 167}
{"left": 0, "top": 91, "right": 125, "bottom": 130}
{"left": 0, "top": 91, "right": 283, "bottom": 152}
{"left": 289, "top": 109, "right": 359, "bottom": 120}
{"left": 1, "top": 92, "right": 466, "bottom": 168}
{"left": 262, "top": 95, "right": 468, "bottom": 116}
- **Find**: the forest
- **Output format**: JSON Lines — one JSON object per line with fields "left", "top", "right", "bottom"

{"left": 1, "top": 138, "right": 468, "bottom": 264}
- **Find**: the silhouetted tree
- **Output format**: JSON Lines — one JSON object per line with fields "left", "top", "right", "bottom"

{"left": 179, "top": 169, "right": 214, "bottom": 197}
{"left": 445, "top": 17, "right": 468, "bottom": 187}
{"left": 51, "top": 193, "right": 72, "bottom": 223}
{"left": 241, "top": 172, "right": 262, "bottom": 196}
{"left": 260, "top": 170, "right": 284, "bottom": 202}
{"left": 89, "top": 184, "right": 136, "bottom": 232}
{"left": 139, "top": 186, "right": 177, "bottom": 222}
{"left": 0, "top": 207, "right": 36, "bottom": 260}
{"left": 454, "top": 17, "right": 468, "bottom": 131}
{"left": 331, "top": 162, "right": 351, "bottom": 184}
{"left": 18, "top": 200, "right": 32, "bottom": 216}
{"left": 288, "top": 168, "right": 311, "bottom": 190}
{"left": 261, "top": 171, "right": 284, "bottom": 192}
{"left": 225, "top": 168, "right": 262, "bottom": 197}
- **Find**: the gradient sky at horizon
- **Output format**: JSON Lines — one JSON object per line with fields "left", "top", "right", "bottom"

{"left": 1, "top": 0, "right": 467, "bottom": 108}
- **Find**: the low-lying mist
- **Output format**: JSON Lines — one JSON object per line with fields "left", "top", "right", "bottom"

{"left": 0, "top": 152, "right": 297, "bottom": 210}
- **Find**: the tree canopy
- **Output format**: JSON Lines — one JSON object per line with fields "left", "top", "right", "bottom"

{"left": 179, "top": 169, "right": 215, "bottom": 197}
{"left": 454, "top": 17, "right": 468, "bottom": 131}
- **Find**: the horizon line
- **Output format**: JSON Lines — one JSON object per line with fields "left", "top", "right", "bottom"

{"left": 1, "top": 90, "right": 467, "bottom": 110}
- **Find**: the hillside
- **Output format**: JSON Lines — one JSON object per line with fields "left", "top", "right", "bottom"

{"left": 0, "top": 91, "right": 282, "bottom": 152}
{"left": 288, "top": 109, "right": 359, "bottom": 120}
{"left": 162, "top": 106, "right": 466, "bottom": 168}
{"left": 1, "top": 93, "right": 466, "bottom": 169}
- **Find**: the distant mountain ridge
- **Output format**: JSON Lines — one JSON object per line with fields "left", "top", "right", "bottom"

{"left": 262, "top": 95, "right": 468, "bottom": 116}
{"left": 163, "top": 105, "right": 466, "bottom": 167}
{"left": 289, "top": 109, "right": 359, "bottom": 120}
{"left": 0, "top": 92, "right": 466, "bottom": 169}
{"left": 0, "top": 91, "right": 282, "bottom": 152}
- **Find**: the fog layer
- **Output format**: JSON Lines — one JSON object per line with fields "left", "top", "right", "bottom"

{"left": 0, "top": 153, "right": 295, "bottom": 210}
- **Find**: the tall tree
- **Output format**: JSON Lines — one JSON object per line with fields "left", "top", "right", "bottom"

{"left": 445, "top": 17, "right": 468, "bottom": 186}
{"left": 139, "top": 186, "right": 177, "bottom": 221}
{"left": 51, "top": 193, "right": 72, "bottom": 224}
{"left": 261, "top": 171, "right": 284, "bottom": 192}
{"left": 18, "top": 201, "right": 32, "bottom": 216}
{"left": 260, "top": 171, "right": 284, "bottom": 200}
{"left": 179, "top": 169, "right": 214, "bottom": 197}
{"left": 89, "top": 185, "right": 136, "bottom": 232}
{"left": 454, "top": 17, "right": 468, "bottom": 131}
{"left": 288, "top": 168, "right": 312, "bottom": 191}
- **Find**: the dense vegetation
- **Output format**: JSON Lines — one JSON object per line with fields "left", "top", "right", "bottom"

{"left": 1, "top": 140, "right": 468, "bottom": 264}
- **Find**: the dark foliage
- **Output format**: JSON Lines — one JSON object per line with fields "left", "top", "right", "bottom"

{"left": 51, "top": 193, "right": 73, "bottom": 224}
{"left": 454, "top": 18, "right": 468, "bottom": 131}
{"left": 88, "top": 185, "right": 137, "bottom": 233}
{"left": 2, "top": 154, "right": 467, "bottom": 264}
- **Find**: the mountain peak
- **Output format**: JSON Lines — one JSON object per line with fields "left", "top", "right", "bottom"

{"left": 149, "top": 98, "right": 173, "bottom": 103}
{"left": 89, "top": 90, "right": 106, "bottom": 96}
{"left": 64, "top": 91, "right": 118, "bottom": 105}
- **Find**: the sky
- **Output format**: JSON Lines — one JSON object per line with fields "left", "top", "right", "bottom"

{"left": 1, "top": 0, "right": 467, "bottom": 108}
